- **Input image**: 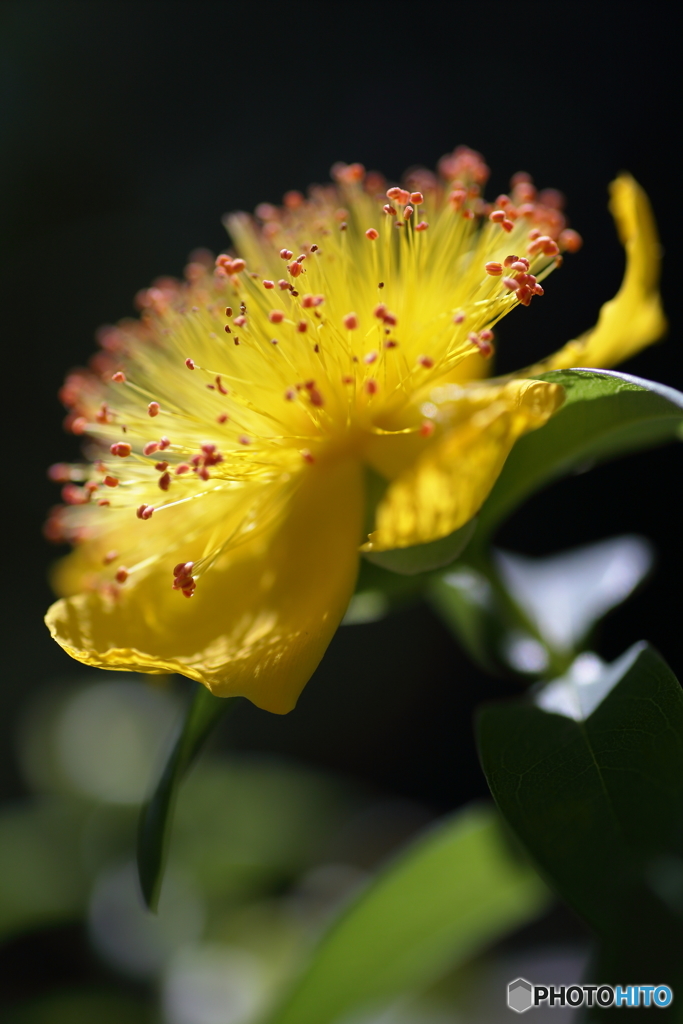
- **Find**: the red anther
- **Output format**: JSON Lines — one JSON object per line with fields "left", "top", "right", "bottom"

{"left": 301, "top": 449, "right": 315, "bottom": 463}
{"left": 224, "top": 325, "right": 231, "bottom": 334}
{"left": 480, "top": 330, "right": 494, "bottom": 342}
{"left": 278, "top": 279, "right": 290, "bottom": 290}
{"left": 339, "top": 222, "right": 348, "bottom": 231}
{"left": 383, "top": 204, "right": 397, "bottom": 216}
{"left": 217, "top": 413, "right": 228, "bottom": 424}
{"left": 110, "top": 442, "right": 132, "bottom": 457}
{"left": 364, "top": 379, "right": 378, "bottom": 396}
{"left": 185, "top": 358, "right": 195, "bottom": 369}
{"left": 403, "top": 205, "right": 413, "bottom": 219}
{"left": 453, "top": 312, "right": 466, "bottom": 324}
{"left": 98, "top": 499, "right": 110, "bottom": 506}
{"left": 263, "top": 280, "right": 275, "bottom": 290}
{"left": 230, "top": 259, "right": 246, "bottom": 274}
{"left": 517, "top": 285, "right": 533, "bottom": 306}
{"left": 202, "top": 443, "right": 216, "bottom": 454}
{"left": 341, "top": 375, "right": 354, "bottom": 384}
{"left": 296, "top": 321, "right": 307, "bottom": 333}
{"left": 542, "top": 239, "right": 560, "bottom": 256}
{"left": 302, "top": 294, "right": 324, "bottom": 308}
{"left": 478, "top": 341, "right": 494, "bottom": 358}
{"left": 175, "top": 463, "right": 190, "bottom": 474}
{"left": 485, "top": 262, "right": 503, "bottom": 276}
{"left": 418, "top": 355, "right": 434, "bottom": 368}
{"left": 198, "top": 466, "right": 210, "bottom": 480}
{"left": 237, "top": 434, "right": 251, "bottom": 445}
{"left": 159, "top": 437, "right": 170, "bottom": 450}
{"left": 103, "top": 475, "right": 119, "bottom": 487}
{"left": 410, "top": 191, "right": 424, "bottom": 205}
{"left": 215, "top": 376, "right": 228, "bottom": 395}
{"left": 284, "top": 388, "right": 297, "bottom": 401}
{"left": 296, "top": 254, "right": 306, "bottom": 264}
{"left": 511, "top": 258, "right": 529, "bottom": 271}
{"left": 206, "top": 383, "right": 216, "bottom": 390}
{"left": 115, "top": 567, "right": 129, "bottom": 583}
{"left": 504, "top": 254, "right": 519, "bottom": 267}
{"left": 270, "top": 338, "right": 278, "bottom": 345}
{"left": 280, "top": 248, "right": 293, "bottom": 260}
{"left": 233, "top": 315, "right": 247, "bottom": 327}
{"left": 48, "top": 463, "right": 74, "bottom": 483}
{"left": 95, "top": 404, "right": 112, "bottom": 424}
{"left": 224, "top": 306, "right": 233, "bottom": 317}
{"left": 489, "top": 210, "right": 506, "bottom": 223}
{"left": 309, "top": 387, "right": 324, "bottom": 407}
{"left": 103, "top": 550, "right": 118, "bottom": 564}
{"left": 373, "top": 303, "right": 387, "bottom": 319}
{"left": 539, "top": 188, "right": 565, "bottom": 210}
{"left": 288, "top": 261, "right": 302, "bottom": 277}
{"left": 383, "top": 312, "right": 397, "bottom": 326}
{"left": 111, "top": 371, "right": 126, "bottom": 382}
{"left": 495, "top": 194, "right": 511, "bottom": 208}
{"left": 384, "top": 339, "right": 399, "bottom": 349}
{"left": 61, "top": 484, "right": 87, "bottom": 505}
{"left": 420, "top": 421, "right": 435, "bottom": 438}
{"left": 334, "top": 162, "right": 366, "bottom": 184}
{"left": 448, "top": 188, "right": 467, "bottom": 210}
{"left": 85, "top": 480, "right": 98, "bottom": 494}
{"left": 269, "top": 310, "right": 285, "bottom": 324}
{"left": 528, "top": 228, "right": 542, "bottom": 241}
{"left": 173, "top": 561, "right": 194, "bottom": 577}
{"left": 143, "top": 441, "right": 159, "bottom": 456}
{"left": 386, "top": 186, "right": 403, "bottom": 201}
{"left": 147, "top": 401, "right": 160, "bottom": 417}
{"left": 534, "top": 284, "right": 545, "bottom": 295}
{"left": 154, "top": 461, "right": 169, "bottom": 471}
{"left": 415, "top": 221, "right": 429, "bottom": 231}
{"left": 501, "top": 220, "right": 514, "bottom": 233}
{"left": 559, "top": 228, "right": 583, "bottom": 253}
{"left": 310, "top": 244, "right": 319, "bottom": 252}
{"left": 158, "top": 472, "right": 171, "bottom": 491}
{"left": 365, "top": 228, "right": 379, "bottom": 240}
{"left": 503, "top": 276, "right": 519, "bottom": 290}
{"left": 283, "top": 190, "right": 304, "bottom": 209}
{"left": 364, "top": 351, "right": 378, "bottom": 364}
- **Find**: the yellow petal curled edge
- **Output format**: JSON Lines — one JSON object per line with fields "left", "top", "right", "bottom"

{"left": 532, "top": 174, "right": 666, "bottom": 374}
{"left": 45, "top": 459, "right": 364, "bottom": 714}
{"left": 362, "top": 379, "right": 564, "bottom": 552}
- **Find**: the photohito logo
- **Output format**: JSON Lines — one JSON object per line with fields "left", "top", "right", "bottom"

{"left": 507, "top": 978, "right": 673, "bottom": 1012}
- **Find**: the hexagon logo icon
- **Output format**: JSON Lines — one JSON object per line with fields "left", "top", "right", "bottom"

{"left": 508, "top": 978, "right": 533, "bottom": 1013}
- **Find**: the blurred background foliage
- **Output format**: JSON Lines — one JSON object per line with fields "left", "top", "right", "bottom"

{"left": 0, "top": 2, "right": 680, "bottom": 1020}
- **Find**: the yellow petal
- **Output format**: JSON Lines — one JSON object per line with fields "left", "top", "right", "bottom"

{"left": 45, "top": 459, "right": 364, "bottom": 714}
{"left": 532, "top": 174, "right": 666, "bottom": 373}
{"left": 362, "top": 379, "right": 564, "bottom": 551}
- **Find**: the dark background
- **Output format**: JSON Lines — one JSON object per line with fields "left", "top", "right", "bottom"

{"left": 1, "top": 0, "right": 680, "bottom": 848}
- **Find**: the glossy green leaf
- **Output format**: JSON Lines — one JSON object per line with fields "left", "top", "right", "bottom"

{"left": 137, "top": 685, "right": 237, "bottom": 910}
{"left": 264, "top": 804, "right": 550, "bottom": 1024}
{"left": 476, "top": 369, "right": 683, "bottom": 541}
{"left": 477, "top": 643, "right": 683, "bottom": 958}
{"left": 362, "top": 517, "right": 477, "bottom": 576}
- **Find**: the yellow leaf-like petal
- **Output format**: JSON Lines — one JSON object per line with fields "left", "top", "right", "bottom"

{"left": 362, "top": 379, "right": 564, "bottom": 552}
{"left": 45, "top": 459, "right": 364, "bottom": 714}
{"left": 532, "top": 174, "right": 666, "bottom": 373}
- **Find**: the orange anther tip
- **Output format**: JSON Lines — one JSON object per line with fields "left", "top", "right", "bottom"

{"left": 269, "top": 310, "right": 285, "bottom": 323}
{"left": 559, "top": 229, "right": 583, "bottom": 253}
{"left": 111, "top": 371, "right": 126, "bottom": 382}
{"left": 410, "top": 192, "right": 424, "bottom": 204}
{"left": 148, "top": 401, "right": 160, "bottom": 416}
{"left": 365, "top": 228, "right": 379, "bottom": 240}
{"left": 280, "top": 248, "right": 293, "bottom": 259}
{"left": 418, "top": 355, "right": 434, "bottom": 368}
{"left": 415, "top": 221, "right": 429, "bottom": 231}
{"left": 301, "top": 449, "right": 315, "bottom": 463}
{"left": 115, "top": 568, "right": 129, "bottom": 583}
{"left": 185, "top": 358, "right": 195, "bottom": 369}
{"left": 364, "top": 379, "right": 378, "bottom": 395}
{"left": 103, "top": 475, "right": 119, "bottom": 487}
{"left": 420, "top": 421, "right": 435, "bottom": 438}
{"left": 485, "top": 262, "right": 503, "bottom": 276}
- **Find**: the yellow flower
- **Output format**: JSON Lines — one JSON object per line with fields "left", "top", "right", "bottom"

{"left": 45, "top": 148, "right": 664, "bottom": 713}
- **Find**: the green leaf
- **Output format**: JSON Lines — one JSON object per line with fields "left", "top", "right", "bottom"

{"left": 264, "top": 804, "right": 550, "bottom": 1024}
{"left": 362, "top": 517, "right": 477, "bottom": 576}
{"left": 475, "top": 369, "right": 683, "bottom": 542}
{"left": 477, "top": 643, "right": 683, "bottom": 961}
{"left": 137, "top": 685, "right": 237, "bottom": 910}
